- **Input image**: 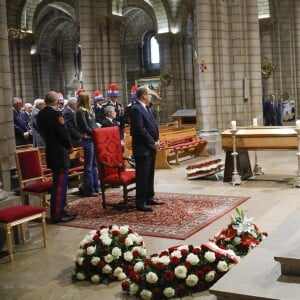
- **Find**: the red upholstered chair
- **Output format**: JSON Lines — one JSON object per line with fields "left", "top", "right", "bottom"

{"left": 0, "top": 205, "right": 47, "bottom": 262}
{"left": 15, "top": 148, "right": 53, "bottom": 208}
{"left": 92, "top": 127, "right": 136, "bottom": 210}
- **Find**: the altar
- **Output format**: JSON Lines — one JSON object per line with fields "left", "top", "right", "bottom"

{"left": 221, "top": 126, "right": 299, "bottom": 183}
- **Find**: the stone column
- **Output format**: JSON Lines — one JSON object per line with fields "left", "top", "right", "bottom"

{"left": 157, "top": 32, "right": 194, "bottom": 123}
{"left": 0, "top": 0, "right": 16, "bottom": 192}
{"left": 78, "top": 1, "right": 124, "bottom": 101}
{"left": 193, "top": 0, "right": 220, "bottom": 154}
{"left": 294, "top": 2, "right": 300, "bottom": 117}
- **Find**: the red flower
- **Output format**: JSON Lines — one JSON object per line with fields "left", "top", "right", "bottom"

{"left": 152, "top": 287, "right": 163, "bottom": 298}
{"left": 192, "top": 247, "right": 201, "bottom": 255}
{"left": 180, "top": 249, "right": 188, "bottom": 257}
{"left": 170, "top": 256, "right": 180, "bottom": 265}
{"left": 119, "top": 236, "right": 126, "bottom": 243}
{"left": 155, "top": 262, "right": 165, "bottom": 271}
{"left": 132, "top": 250, "right": 140, "bottom": 258}
{"left": 195, "top": 269, "right": 205, "bottom": 279}
{"left": 93, "top": 235, "right": 99, "bottom": 241}
{"left": 121, "top": 280, "right": 130, "bottom": 291}
{"left": 159, "top": 250, "right": 169, "bottom": 257}
{"left": 203, "top": 265, "right": 212, "bottom": 273}
{"left": 177, "top": 284, "right": 186, "bottom": 297}
{"left": 241, "top": 234, "right": 260, "bottom": 247}
{"left": 144, "top": 258, "right": 152, "bottom": 267}
{"left": 163, "top": 270, "right": 175, "bottom": 282}
{"left": 184, "top": 261, "right": 192, "bottom": 270}
{"left": 97, "top": 261, "right": 105, "bottom": 269}
{"left": 111, "top": 230, "right": 120, "bottom": 236}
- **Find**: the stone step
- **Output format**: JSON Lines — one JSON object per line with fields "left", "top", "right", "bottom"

{"left": 274, "top": 255, "right": 300, "bottom": 277}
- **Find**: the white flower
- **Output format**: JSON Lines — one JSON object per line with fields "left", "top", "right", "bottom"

{"left": 101, "top": 235, "right": 112, "bottom": 246}
{"left": 186, "top": 253, "right": 200, "bottom": 265}
{"left": 91, "top": 256, "right": 101, "bottom": 266}
{"left": 140, "top": 289, "right": 152, "bottom": 300}
{"left": 163, "top": 287, "right": 175, "bottom": 298}
{"left": 159, "top": 255, "right": 170, "bottom": 265}
{"left": 111, "top": 225, "right": 120, "bottom": 231}
{"left": 113, "top": 266, "right": 123, "bottom": 276}
{"left": 204, "top": 251, "right": 216, "bottom": 263}
{"left": 117, "top": 272, "right": 127, "bottom": 281}
{"left": 76, "top": 272, "right": 85, "bottom": 280}
{"left": 151, "top": 256, "right": 160, "bottom": 264}
{"left": 125, "top": 236, "right": 133, "bottom": 247}
{"left": 205, "top": 270, "right": 216, "bottom": 282}
{"left": 134, "top": 261, "right": 144, "bottom": 272}
{"left": 112, "top": 247, "right": 122, "bottom": 258}
{"left": 86, "top": 245, "right": 96, "bottom": 255}
{"left": 135, "top": 234, "right": 143, "bottom": 244}
{"left": 232, "top": 216, "right": 255, "bottom": 235}
{"left": 170, "top": 250, "right": 182, "bottom": 258}
{"left": 119, "top": 225, "right": 129, "bottom": 235}
{"left": 217, "top": 261, "right": 229, "bottom": 272}
{"left": 76, "top": 249, "right": 85, "bottom": 258}
{"left": 129, "top": 283, "right": 139, "bottom": 295}
{"left": 102, "top": 264, "right": 112, "bottom": 274}
{"left": 104, "top": 254, "right": 114, "bottom": 263}
{"left": 139, "top": 247, "right": 147, "bottom": 257}
{"left": 124, "top": 251, "right": 134, "bottom": 262}
{"left": 146, "top": 271, "right": 159, "bottom": 284}
{"left": 174, "top": 265, "right": 187, "bottom": 279}
{"left": 91, "top": 274, "right": 100, "bottom": 283}
{"left": 186, "top": 274, "right": 199, "bottom": 287}
{"left": 233, "top": 236, "right": 241, "bottom": 245}
{"left": 76, "top": 257, "right": 84, "bottom": 265}
{"left": 100, "top": 227, "right": 109, "bottom": 235}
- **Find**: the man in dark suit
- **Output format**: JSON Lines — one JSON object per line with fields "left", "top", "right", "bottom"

{"left": 37, "top": 91, "right": 77, "bottom": 223}
{"left": 130, "top": 86, "right": 164, "bottom": 212}
{"left": 263, "top": 93, "right": 283, "bottom": 126}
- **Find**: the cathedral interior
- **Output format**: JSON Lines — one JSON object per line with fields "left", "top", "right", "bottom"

{"left": 1, "top": 1, "right": 300, "bottom": 298}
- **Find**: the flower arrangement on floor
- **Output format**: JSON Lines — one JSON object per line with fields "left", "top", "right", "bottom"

{"left": 73, "top": 225, "right": 147, "bottom": 284}
{"left": 73, "top": 209, "right": 267, "bottom": 299}
{"left": 213, "top": 207, "right": 268, "bottom": 257}
{"left": 121, "top": 242, "right": 239, "bottom": 299}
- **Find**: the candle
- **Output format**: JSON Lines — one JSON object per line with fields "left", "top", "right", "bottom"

{"left": 253, "top": 118, "right": 258, "bottom": 127}
{"left": 231, "top": 120, "right": 236, "bottom": 130}
{"left": 296, "top": 120, "right": 300, "bottom": 129}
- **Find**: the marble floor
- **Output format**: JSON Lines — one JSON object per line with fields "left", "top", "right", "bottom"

{"left": 1, "top": 150, "right": 299, "bottom": 300}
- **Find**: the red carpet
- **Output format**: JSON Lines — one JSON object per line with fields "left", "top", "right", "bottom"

{"left": 61, "top": 190, "right": 250, "bottom": 240}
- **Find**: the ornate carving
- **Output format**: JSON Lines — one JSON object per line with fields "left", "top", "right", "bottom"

{"left": 261, "top": 58, "right": 277, "bottom": 79}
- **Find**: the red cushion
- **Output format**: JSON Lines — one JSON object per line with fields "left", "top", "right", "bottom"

{"left": 104, "top": 170, "right": 136, "bottom": 186}
{"left": 17, "top": 150, "right": 44, "bottom": 180}
{"left": 0, "top": 205, "right": 45, "bottom": 223}
{"left": 69, "top": 166, "right": 84, "bottom": 173}
{"left": 23, "top": 181, "right": 53, "bottom": 193}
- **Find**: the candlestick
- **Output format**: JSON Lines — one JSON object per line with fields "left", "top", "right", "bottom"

{"left": 231, "top": 120, "right": 236, "bottom": 130}
{"left": 296, "top": 120, "right": 300, "bottom": 130}
{"left": 253, "top": 118, "right": 258, "bottom": 127}
{"left": 230, "top": 129, "right": 241, "bottom": 186}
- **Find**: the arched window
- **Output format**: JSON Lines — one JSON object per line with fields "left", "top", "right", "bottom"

{"left": 150, "top": 36, "right": 160, "bottom": 64}
{"left": 142, "top": 31, "right": 160, "bottom": 72}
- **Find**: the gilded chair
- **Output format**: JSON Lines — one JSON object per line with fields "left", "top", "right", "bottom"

{"left": 92, "top": 127, "right": 136, "bottom": 210}
{"left": 14, "top": 148, "right": 53, "bottom": 208}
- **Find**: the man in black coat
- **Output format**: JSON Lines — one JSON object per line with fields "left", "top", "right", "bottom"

{"left": 37, "top": 91, "right": 77, "bottom": 223}
{"left": 130, "top": 86, "right": 164, "bottom": 212}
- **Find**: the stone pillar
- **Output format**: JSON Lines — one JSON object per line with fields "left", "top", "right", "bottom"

{"left": 78, "top": 1, "right": 124, "bottom": 102}
{"left": 0, "top": 0, "right": 16, "bottom": 192}
{"left": 157, "top": 32, "right": 194, "bottom": 123}
{"left": 294, "top": 2, "right": 300, "bottom": 118}
{"left": 193, "top": 0, "right": 220, "bottom": 154}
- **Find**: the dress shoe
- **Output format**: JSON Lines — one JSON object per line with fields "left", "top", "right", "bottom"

{"left": 136, "top": 205, "right": 153, "bottom": 212}
{"left": 60, "top": 214, "right": 77, "bottom": 222}
{"left": 147, "top": 199, "right": 165, "bottom": 205}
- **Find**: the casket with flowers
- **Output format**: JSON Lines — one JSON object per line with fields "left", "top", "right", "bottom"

{"left": 213, "top": 207, "right": 268, "bottom": 257}
{"left": 121, "top": 242, "right": 239, "bottom": 299}
{"left": 73, "top": 225, "right": 147, "bottom": 284}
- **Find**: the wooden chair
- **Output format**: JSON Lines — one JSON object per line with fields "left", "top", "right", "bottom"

{"left": 14, "top": 148, "right": 53, "bottom": 208}
{"left": 0, "top": 205, "right": 47, "bottom": 262}
{"left": 92, "top": 127, "right": 136, "bottom": 211}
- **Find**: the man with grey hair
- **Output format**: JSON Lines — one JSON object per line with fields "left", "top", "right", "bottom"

{"left": 62, "top": 97, "right": 82, "bottom": 147}
{"left": 12, "top": 97, "right": 32, "bottom": 145}
{"left": 31, "top": 98, "right": 46, "bottom": 147}
{"left": 101, "top": 105, "right": 124, "bottom": 142}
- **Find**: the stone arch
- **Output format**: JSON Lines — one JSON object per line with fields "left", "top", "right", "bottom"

{"left": 112, "top": 0, "right": 168, "bottom": 33}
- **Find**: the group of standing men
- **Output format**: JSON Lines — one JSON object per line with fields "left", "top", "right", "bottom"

{"left": 12, "top": 84, "right": 162, "bottom": 223}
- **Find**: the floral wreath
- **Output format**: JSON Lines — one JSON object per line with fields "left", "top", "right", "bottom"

{"left": 73, "top": 209, "right": 267, "bottom": 299}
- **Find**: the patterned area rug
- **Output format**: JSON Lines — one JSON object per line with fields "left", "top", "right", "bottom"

{"left": 61, "top": 190, "right": 250, "bottom": 240}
